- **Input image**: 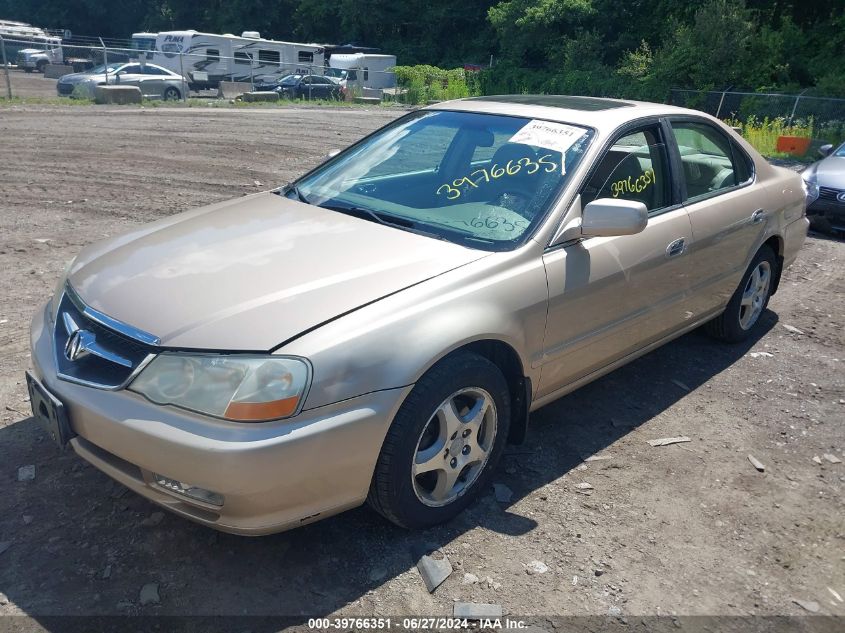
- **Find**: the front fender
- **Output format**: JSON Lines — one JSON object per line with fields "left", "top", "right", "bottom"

{"left": 284, "top": 249, "right": 549, "bottom": 411}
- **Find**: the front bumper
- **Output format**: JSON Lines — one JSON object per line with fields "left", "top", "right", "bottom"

{"left": 807, "top": 198, "right": 845, "bottom": 231}
{"left": 30, "top": 302, "right": 412, "bottom": 535}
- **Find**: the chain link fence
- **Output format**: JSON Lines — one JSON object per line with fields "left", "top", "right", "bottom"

{"left": 669, "top": 88, "right": 845, "bottom": 127}
{"left": 0, "top": 34, "right": 398, "bottom": 102}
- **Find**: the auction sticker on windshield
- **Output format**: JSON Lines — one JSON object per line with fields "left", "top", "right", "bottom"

{"left": 509, "top": 119, "right": 587, "bottom": 155}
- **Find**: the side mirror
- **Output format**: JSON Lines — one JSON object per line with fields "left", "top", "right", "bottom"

{"left": 819, "top": 143, "right": 833, "bottom": 158}
{"left": 581, "top": 198, "right": 648, "bottom": 237}
{"left": 549, "top": 195, "right": 648, "bottom": 247}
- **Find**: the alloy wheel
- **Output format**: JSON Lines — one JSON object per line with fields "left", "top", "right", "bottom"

{"left": 739, "top": 260, "right": 771, "bottom": 330}
{"left": 411, "top": 387, "right": 497, "bottom": 507}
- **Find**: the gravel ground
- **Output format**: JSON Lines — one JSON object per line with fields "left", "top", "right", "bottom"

{"left": 0, "top": 91, "right": 843, "bottom": 627}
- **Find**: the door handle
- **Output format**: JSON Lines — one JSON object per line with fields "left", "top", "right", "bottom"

{"left": 666, "top": 238, "right": 686, "bottom": 258}
{"left": 750, "top": 208, "right": 767, "bottom": 224}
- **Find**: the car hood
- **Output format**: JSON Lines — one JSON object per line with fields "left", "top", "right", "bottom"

{"left": 815, "top": 156, "right": 845, "bottom": 188}
{"left": 68, "top": 192, "right": 487, "bottom": 350}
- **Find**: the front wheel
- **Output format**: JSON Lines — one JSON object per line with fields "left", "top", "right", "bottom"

{"left": 163, "top": 86, "right": 180, "bottom": 101}
{"left": 367, "top": 352, "right": 511, "bottom": 528}
{"left": 705, "top": 245, "right": 776, "bottom": 342}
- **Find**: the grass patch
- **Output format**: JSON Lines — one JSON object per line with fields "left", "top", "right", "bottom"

{"left": 0, "top": 95, "right": 94, "bottom": 107}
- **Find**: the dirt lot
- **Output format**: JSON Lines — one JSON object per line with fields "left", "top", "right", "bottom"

{"left": 0, "top": 90, "right": 843, "bottom": 629}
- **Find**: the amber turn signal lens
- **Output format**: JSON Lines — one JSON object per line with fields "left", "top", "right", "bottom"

{"left": 224, "top": 396, "right": 300, "bottom": 422}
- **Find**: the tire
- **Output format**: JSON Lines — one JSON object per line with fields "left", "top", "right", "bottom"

{"left": 163, "top": 87, "right": 180, "bottom": 101}
{"left": 36, "top": 61, "right": 47, "bottom": 73}
{"left": 367, "top": 352, "right": 511, "bottom": 529}
{"left": 24, "top": 68, "right": 33, "bottom": 73}
{"left": 705, "top": 245, "right": 776, "bottom": 342}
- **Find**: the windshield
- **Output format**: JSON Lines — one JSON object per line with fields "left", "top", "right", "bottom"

{"left": 279, "top": 74, "right": 301, "bottom": 85}
{"left": 290, "top": 110, "right": 594, "bottom": 250}
{"left": 835, "top": 143, "right": 845, "bottom": 158}
{"left": 86, "top": 63, "right": 123, "bottom": 75}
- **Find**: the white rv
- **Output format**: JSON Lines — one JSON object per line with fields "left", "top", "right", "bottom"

{"left": 132, "top": 30, "right": 325, "bottom": 89}
{"left": 327, "top": 53, "right": 396, "bottom": 90}
{"left": 0, "top": 20, "right": 63, "bottom": 72}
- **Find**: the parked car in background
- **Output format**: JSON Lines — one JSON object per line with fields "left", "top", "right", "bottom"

{"left": 27, "top": 95, "right": 807, "bottom": 535}
{"left": 57, "top": 62, "right": 188, "bottom": 100}
{"left": 803, "top": 141, "right": 845, "bottom": 233}
{"left": 271, "top": 73, "right": 343, "bottom": 100}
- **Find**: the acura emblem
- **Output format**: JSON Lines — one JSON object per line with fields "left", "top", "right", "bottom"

{"left": 64, "top": 328, "right": 95, "bottom": 362}
{"left": 838, "top": 191, "right": 845, "bottom": 203}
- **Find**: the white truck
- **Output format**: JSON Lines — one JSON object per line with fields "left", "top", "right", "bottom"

{"left": 326, "top": 53, "right": 396, "bottom": 90}
{"left": 0, "top": 20, "right": 63, "bottom": 72}
{"left": 131, "top": 30, "right": 325, "bottom": 90}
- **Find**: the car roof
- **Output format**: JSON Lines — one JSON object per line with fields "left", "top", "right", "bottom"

{"left": 426, "top": 95, "right": 707, "bottom": 131}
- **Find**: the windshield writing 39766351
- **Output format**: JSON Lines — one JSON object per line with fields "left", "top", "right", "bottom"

{"left": 436, "top": 154, "right": 559, "bottom": 200}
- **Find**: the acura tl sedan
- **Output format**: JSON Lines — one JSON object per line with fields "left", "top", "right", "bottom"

{"left": 27, "top": 95, "right": 808, "bottom": 535}
{"left": 57, "top": 62, "right": 188, "bottom": 100}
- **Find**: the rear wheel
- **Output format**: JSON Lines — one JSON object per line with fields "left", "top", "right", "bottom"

{"left": 705, "top": 245, "right": 776, "bottom": 342}
{"left": 163, "top": 86, "right": 180, "bottom": 101}
{"left": 36, "top": 60, "right": 47, "bottom": 73}
{"left": 367, "top": 352, "right": 510, "bottom": 528}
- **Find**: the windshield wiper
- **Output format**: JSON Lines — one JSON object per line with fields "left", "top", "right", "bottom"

{"left": 319, "top": 203, "right": 450, "bottom": 242}
{"left": 319, "top": 203, "right": 412, "bottom": 228}
{"left": 283, "top": 183, "right": 310, "bottom": 205}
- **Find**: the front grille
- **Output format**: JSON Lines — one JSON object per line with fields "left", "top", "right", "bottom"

{"left": 57, "top": 82, "right": 74, "bottom": 96}
{"left": 819, "top": 186, "right": 843, "bottom": 202}
{"left": 54, "top": 288, "right": 157, "bottom": 389}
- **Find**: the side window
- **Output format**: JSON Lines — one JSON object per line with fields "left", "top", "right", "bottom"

{"left": 671, "top": 121, "right": 746, "bottom": 200}
{"left": 582, "top": 127, "right": 670, "bottom": 213}
{"left": 206, "top": 49, "right": 220, "bottom": 62}
{"left": 234, "top": 51, "right": 251, "bottom": 65}
{"left": 258, "top": 49, "right": 280, "bottom": 64}
{"left": 298, "top": 51, "right": 314, "bottom": 63}
{"left": 119, "top": 64, "right": 141, "bottom": 74}
{"left": 363, "top": 67, "right": 369, "bottom": 81}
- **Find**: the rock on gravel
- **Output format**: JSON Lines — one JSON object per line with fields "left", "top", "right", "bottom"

{"left": 647, "top": 436, "right": 691, "bottom": 447}
{"left": 792, "top": 598, "right": 820, "bottom": 613}
{"left": 417, "top": 553, "right": 452, "bottom": 593}
{"left": 0, "top": 542, "right": 10, "bottom": 556}
{"left": 493, "top": 483, "right": 513, "bottom": 503}
{"left": 17, "top": 465, "right": 35, "bottom": 481}
{"left": 462, "top": 573, "right": 479, "bottom": 585}
{"left": 139, "top": 583, "right": 160, "bottom": 606}
{"left": 747, "top": 455, "right": 766, "bottom": 472}
{"left": 822, "top": 454, "right": 842, "bottom": 464}
{"left": 453, "top": 602, "right": 503, "bottom": 619}
{"left": 525, "top": 560, "right": 549, "bottom": 575}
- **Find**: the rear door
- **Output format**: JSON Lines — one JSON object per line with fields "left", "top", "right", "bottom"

{"left": 667, "top": 118, "right": 761, "bottom": 318}
{"left": 538, "top": 121, "right": 695, "bottom": 398}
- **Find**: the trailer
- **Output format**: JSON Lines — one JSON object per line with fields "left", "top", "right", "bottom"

{"left": 0, "top": 20, "right": 63, "bottom": 72}
{"left": 327, "top": 53, "right": 396, "bottom": 90}
{"left": 132, "top": 30, "right": 325, "bottom": 90}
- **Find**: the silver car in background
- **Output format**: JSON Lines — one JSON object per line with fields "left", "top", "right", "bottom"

{"left": 803, "top": 141, "right": 845, "bottom": 233}
{"left": 57, "top": 62, "right": 188, "bottom": 100}
{"left": 27, "top": 96, "right": 808, "bottom": 535}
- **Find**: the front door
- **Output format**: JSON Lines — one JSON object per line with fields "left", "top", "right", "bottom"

{"left": 538, "top": 122, "right": 695, "bottom": 399}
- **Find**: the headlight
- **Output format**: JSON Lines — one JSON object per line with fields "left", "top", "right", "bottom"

{"left": 802, "top": 169, "right": 819, "bottom": 205}
{"left": 130, "top": 354, "right": 311, "bottom": 422}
